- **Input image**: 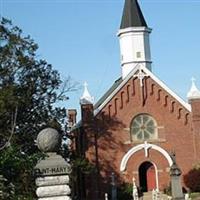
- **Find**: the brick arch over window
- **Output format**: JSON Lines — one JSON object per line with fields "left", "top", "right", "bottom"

{"left": 120, "top": 142, "right": 173, "bottom": 172}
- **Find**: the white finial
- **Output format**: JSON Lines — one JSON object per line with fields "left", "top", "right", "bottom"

{"left": 187, "top": 77, "right": 200, "bottom": 100}
{"left": 80, "top": 82, "right": 94, "bottom": 105}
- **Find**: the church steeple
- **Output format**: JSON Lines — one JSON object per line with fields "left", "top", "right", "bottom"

{"left": 120, "top": 0, "right": 147, "bottom": 29}
{"left": 118, "top": 0, "right": 152, "bottom": 79}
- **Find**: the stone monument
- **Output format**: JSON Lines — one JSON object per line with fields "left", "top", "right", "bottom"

{"left": 132, "top": 177, "right": 138, "bottom": 200}
{"left": 170, "top": 153, "right": 184, "bottom": 200}
{"left": 35, "top": 128, "right": 72, "bottom": 200}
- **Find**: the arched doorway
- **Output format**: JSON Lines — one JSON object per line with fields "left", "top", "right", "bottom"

{"left": 120, "top": 142, "right": 172, "bottom": 191}
{"left": 139, "top": 161, "right": 156, "bottom": 192}
{"left": 120, "top": 142, "right": 173, "bottom": 172}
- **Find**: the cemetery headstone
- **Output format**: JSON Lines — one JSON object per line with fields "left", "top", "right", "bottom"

{"left": 170, "top": 153, "right": 184, "bottom": 200}
{"left": 111, "top": 172, "right": 117, "bottom": 200}
{"left": 132, "top": 177, "right": 138, "bottom": 200}
{"left": 105, "top": 193, "right": 108, "bottom": 200}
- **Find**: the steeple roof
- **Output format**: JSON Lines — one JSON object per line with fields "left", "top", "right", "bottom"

{"left": 120, "top": 0, "right": 147, "bottom": 29}
{"left": 80, "top": 82, "right": 94, "bottom": 105}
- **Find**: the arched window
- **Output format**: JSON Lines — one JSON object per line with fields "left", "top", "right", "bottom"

{"left": 130, "top": 114, "right": 157, "bottom": 141}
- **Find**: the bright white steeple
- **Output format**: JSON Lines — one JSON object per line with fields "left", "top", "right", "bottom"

{"left": 118, "top": 0, "right": 152, "bottom": 79}
{"left": 187, "top": 77, "right": 200, "bottom": 100}
{"left": 80, "top": 82, "right": 94, "bottom": 105}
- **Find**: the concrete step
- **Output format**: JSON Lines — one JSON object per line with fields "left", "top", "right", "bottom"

{"left": 142, "top": 192, "right": 170, "bottom": 200}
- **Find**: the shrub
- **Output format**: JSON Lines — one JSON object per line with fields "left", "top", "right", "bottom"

{"left": 117, "top": 183, "right": 133, "bottom": 200}
{"left": 184, "top": 168, "right": 200, "bottom": 192}
{"left": 163, "top": 183, "right": 172, "bottom": 196}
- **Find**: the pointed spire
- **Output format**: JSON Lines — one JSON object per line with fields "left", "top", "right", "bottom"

{"left": 187, "top": 77, "right": 200, "bottom": 100}
{"left": 80, "top": 82, "right": 94, "bottom": 105}
{"left": 120, "top": 0, "right": 147, "bottom": 29}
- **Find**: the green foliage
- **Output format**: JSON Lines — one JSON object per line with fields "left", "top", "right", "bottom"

{"left": 0, "top": 175, "right": 15, "bottom": 199}
{"left": 117, "top": 183, "right": 133, "bottom": 200}
{"left": 163, "top": 183, "right": 172, "bottom": 196}
{"left": 0, "top": 146, "right": 44, "bottom": 198}
{"left": 73, "top": 157, "right": 96, "bottom": 174}
{"left": 0, "top": 17, "right": 76, "bottom": 199}
{"left": 0, "top": 17, "right": 67, "bottom": 150}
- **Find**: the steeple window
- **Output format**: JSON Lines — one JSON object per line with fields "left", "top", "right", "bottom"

{"left": 136, "top": 51, "right": 141, "bottom": 58}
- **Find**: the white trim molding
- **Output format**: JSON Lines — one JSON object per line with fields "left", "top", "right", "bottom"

{"left": 120, "top": 141, "right": 173, "bottom": 172}
{"left": 151, "top": 162, "right": 159, "bottom": 190}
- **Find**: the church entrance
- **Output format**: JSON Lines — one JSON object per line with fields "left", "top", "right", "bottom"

{"left": 139, "top": 161, "right": 156, "bottom": 192}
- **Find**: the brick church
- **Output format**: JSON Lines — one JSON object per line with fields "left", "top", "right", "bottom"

{"left": 69, "top": 0, "right": 200, "bottom": 199}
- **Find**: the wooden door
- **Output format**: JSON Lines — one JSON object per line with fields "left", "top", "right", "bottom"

{"left": 147, "top": 165, "right": 156, "bottom": 191}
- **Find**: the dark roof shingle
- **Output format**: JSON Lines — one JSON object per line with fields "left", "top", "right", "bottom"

{"left": 120, "top": 0, "right": 147, "bottom": 29}
{"left": 94, "top": 77, "right": 123, "bottom": 109}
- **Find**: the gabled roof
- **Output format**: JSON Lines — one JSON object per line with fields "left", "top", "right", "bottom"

{"left": 94, "top": 77, "right": 122, "bottom": 109}
{"left": 94, "top": 65, "right": 191, "bottom": 115}
{"left": 120, "top": 0, "right": 147, "bottom": 29}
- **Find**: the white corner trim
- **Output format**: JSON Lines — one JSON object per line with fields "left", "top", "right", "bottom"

{"left": 120, "top": 142, "right": 173, "bottom": 172}
{"left": 94, "top": 65, "right": 191, "bottom": 116}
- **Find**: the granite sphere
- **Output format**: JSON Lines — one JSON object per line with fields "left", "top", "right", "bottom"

{"left": 37, "top": 128, "right": 61, "bottom": 152}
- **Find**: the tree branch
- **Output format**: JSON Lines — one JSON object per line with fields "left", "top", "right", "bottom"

{"left": 57, "top": 76, "right": 80, "bottom": 100}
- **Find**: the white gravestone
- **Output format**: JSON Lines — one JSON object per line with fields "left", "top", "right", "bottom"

{"left": 132, "top": 177, "right": 138, "bottom": 200}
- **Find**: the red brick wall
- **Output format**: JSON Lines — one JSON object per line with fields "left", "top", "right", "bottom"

{"left": 81, "top": 76, "right": 199, "bottom": 198}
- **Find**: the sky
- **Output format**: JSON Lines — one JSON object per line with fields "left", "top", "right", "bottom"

{"left": 1, "top": 0, "right": 200, "bottom": 119}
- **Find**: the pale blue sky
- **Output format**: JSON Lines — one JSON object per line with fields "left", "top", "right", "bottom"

{"left": 1, "top": 0, "right": 200, "bottom": 119}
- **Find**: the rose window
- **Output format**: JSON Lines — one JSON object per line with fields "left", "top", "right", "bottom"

{"left": 130, "top": 114, "right": 157, "bottom": 140}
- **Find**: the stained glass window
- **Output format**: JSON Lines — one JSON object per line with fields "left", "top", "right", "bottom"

{"left": 130, "top": 114, "right": 157, "bottom": 140}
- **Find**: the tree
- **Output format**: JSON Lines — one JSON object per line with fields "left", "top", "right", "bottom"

{"left": 0, "top": 17, "right": 77, "bottom": 199}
